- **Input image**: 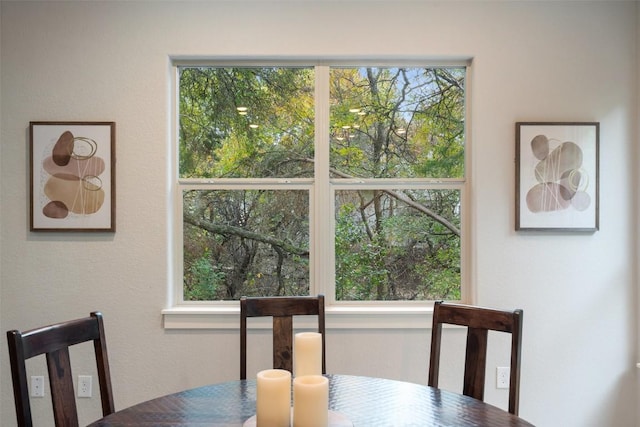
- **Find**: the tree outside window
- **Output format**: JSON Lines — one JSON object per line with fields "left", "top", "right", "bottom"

{"left": 177, "top": 64, "right": 465, "bottom": 302}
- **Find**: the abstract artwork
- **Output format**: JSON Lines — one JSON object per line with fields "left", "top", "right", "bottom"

{"left": 516, "top": 122, "right": 598, "bottom": 231}
{"left": 30, "top": 122, "right": 115, "bottom": 231}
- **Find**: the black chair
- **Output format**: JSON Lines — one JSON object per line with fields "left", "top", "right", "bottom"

{"left": 428, "top": 300, "right": 523, "bottom": 415}
{"left": 240, "top": 295, "right": 326, "bottom": 380}
{"left": 7, "top": 311, "right": 115, "bottom": 427}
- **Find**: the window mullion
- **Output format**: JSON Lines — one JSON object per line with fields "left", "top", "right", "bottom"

{"left": 313, "top": 66, "right": 332, "bottom": 302}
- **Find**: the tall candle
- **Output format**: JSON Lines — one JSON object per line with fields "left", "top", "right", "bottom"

{"left": 294, "top": 332, "right": 322, "bottom": 377}
{"left": 256, "top": 369, "right": 291, "bottom": 427}
{"left": 293, "top": 375, "right": 328, "bottom": 427}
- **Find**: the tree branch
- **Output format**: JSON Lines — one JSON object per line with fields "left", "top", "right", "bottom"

{"left": 328, "top": 165, "right": 461, "bottom": 237}
{"left": 184, "top": 212, "right": 310, "bottom": 257}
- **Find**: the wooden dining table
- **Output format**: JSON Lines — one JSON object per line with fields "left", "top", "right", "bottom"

{"left": 88, "top": 374, "right": 534, "bottom": 426}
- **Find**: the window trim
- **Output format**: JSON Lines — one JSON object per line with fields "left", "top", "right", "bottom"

{"left": 162, "top": 305, "right": 435, "bottom": 330}
{"left": 166, "top": 58, "right": 473, "bottom": 329}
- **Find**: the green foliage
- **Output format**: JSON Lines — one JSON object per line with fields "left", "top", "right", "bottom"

{"left": 183, "top": 189, "right": 310, "bottom": 300}
{"left": 179, "top": 65, "right": 465, "bottom": 301}
{"left": 329, "top": 67, "right": 465, "bottom": 180}
{"left": 184, "top": 255, "right": 225, "bottom": 301}
{"left": 335, "top": 190, "right": 461, "bottom": 301}
{"left": 179, "top": 67, "right": 315, "bottom": 179}
{"left": 335, "top": 203, "right": 387, "bottom": 300}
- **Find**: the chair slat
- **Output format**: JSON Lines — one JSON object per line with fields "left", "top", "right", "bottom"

{"left": 462, "top": 327, "right": 488, "bottom": 401}
{"left": 47, "top": 347, "right": 79, "bottom": 427}
{"left": 240, "top": 295, "right": 326, "bottom": 380}
{"left": 273, "top": 316, "right": 293, "bottom": 372}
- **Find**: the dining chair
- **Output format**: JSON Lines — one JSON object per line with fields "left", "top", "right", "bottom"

{"left": 428, "top": 300, "right": 523, "bottom": 415}
{"left": 240, "top": 295, "right": 326, "bottom": 380}
{"left": 6, "top": 311, "right": 115, "bottom": 427}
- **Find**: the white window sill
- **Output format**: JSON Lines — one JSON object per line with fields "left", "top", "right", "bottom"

{"left": 162, "top": 305, "right": 434, "bottom": 330}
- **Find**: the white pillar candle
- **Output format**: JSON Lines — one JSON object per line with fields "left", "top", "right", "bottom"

{"left": 256, "top": 369, "right": 291, "bottom": 427}
{"left": 294, "top": 332, "right": 322, "bottom": 377}
{"left": 293, "top": 375, "right": 329, "bottom": 427}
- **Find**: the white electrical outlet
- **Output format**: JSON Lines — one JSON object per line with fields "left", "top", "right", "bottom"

{"left": 496, "top": 367, "right": 510, "bottom": 389}
{"left": 30, "top": 376, "right": 45, "bottom": 397}
{"left": 78, "top": 375, "right": 92, "bottom": 398}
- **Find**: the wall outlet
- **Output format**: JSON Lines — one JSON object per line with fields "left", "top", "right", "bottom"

{"left": 78, "top": 375, "right": 92, "bottom": 398}
{"left": 496, "top": 367, "right": 510, "bottom": 389}
{"left": 30, "top": 376, "right": 45, "bottom": 397}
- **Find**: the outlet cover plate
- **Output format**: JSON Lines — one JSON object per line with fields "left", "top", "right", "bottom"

{"left": 30, "top": 376, "right": 45, "bottom": 397}
{"left": 78, "top": 375, "right": 92, "bottom": 398}
{"left": 496, "top": 367, "right": 509, "bottom": 389}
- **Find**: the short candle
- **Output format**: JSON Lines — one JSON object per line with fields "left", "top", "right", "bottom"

{"left": 294, "top": 332, "right": 322, "bottom": 377}
{"left": 256, "top": 369, "right": 291, "bottom": 427}
{"left": 293, "top": 375, "right": 328, "bottom": 427}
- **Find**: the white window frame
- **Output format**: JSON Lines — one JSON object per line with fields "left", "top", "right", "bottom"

{"left": 163, "top": 59, "right": 473, "bottom": 329}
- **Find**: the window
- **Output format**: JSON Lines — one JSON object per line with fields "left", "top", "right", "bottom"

{"left": 173, "top": 62, "right": 467, "bottom": 309}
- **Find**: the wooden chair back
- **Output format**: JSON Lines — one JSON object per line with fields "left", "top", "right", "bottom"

{"left": 6, "top": 311, "right": 115, "bottom": 427}
{"left": 428, "top": 301, "right": 523, "bottom": 415}
{"left": 240, "top": 295, "right": 326, "bottom": 380}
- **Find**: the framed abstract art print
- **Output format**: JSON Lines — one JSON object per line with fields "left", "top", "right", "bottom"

{"left": 30, "top": 121, "right": 115, "bottom": 232}
{"left": 516, "top": 122, "right": 599, "bottom": 232}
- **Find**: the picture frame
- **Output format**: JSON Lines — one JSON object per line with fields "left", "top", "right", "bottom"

{"left": 30, "top": 121, "right": 116, "bottom": 232}
{"left": 515, "top": 122, "right": 599, "bottom": 232}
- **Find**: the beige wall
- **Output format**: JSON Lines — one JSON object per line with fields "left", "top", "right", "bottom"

{"left": 1, "top": 1, "right": 638, "bottom": 426}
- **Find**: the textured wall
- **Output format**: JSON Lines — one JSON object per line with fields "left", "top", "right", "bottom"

{"left": 0, "top": 1, "right": 637, "bottom": 426}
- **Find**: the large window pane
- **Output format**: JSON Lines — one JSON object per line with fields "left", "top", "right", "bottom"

{"left": 183, "top": 190, "right": 310, "bottom": 300}
{"left": 176, "top": 63, "right": 467, "bottom": 304}
{"left": 335, "top": 189, "right": 461, "bottom": 301}
{"left": 179, "top": 67, "right": 315, "bottom": 179}
{"left": 330, "top": 67, "right": 465, "bottom": 179}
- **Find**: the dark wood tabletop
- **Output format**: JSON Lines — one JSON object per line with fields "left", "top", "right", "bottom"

{"left": 88, "top": 374, "right": 535, "bottom": 426}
